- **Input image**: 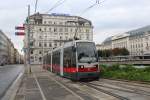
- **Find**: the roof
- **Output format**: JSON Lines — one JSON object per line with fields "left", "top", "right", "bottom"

{"left": 102, "top": 36, "right": 112, "bottom": 44}
{"left": 29, "top": 12, "right": 92, "bottom": 25}
{"left": 126, "top": 25, "right": 150, "bottom": 36}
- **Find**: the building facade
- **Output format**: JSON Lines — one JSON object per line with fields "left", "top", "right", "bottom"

{"left": 0, "top": 30, "right": 23, "bottom": 65}
{"left": 24, "top": 13, "right": 93, "bottom": 64}
{"left": 97, "top": 25, "right": 150, "bottom": 56}
{"left": 0, "top": 30, "right": 9, "bottom": 65}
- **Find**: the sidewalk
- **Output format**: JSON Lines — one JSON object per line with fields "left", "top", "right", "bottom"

{"left": 14, "top": 65, "right": 81, "bottom": 100}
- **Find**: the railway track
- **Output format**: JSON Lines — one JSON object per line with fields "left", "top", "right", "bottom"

{"left": 102, "top": 78, "right": 150, "bottom": 87}
{"left": 48, "top": 72, "right": 150, "bottom": 100}
{"left": 80, "top": 82, "right": 129, "bottom": 100}
{"left": 95, "top": 79, "right": 150, "bottom": 95}
{"left": 88, "top": 82, "right": 150, "bottom": 96}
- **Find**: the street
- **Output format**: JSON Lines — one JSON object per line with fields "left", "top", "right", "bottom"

{"left": 15, "top": 65, "right": 150, "bottom": 100}
{"left": 0, "top": 65, "right": 24, "bottom": 99}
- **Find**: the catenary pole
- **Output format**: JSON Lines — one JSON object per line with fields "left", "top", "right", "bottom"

{"left": 27, "top": 5, "right": 31, "bottom": 73}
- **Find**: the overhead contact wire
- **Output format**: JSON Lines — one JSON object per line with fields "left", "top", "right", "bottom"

{"left": 46, "top": 0, "right": 67, "bottom": 13}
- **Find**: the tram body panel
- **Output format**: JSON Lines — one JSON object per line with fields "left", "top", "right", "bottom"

{"left": 43, "top": 40, "right": 100, "bottom": 80}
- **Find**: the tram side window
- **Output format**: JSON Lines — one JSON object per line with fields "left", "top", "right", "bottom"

{"left": 48, "top": 54, "right": 51, "bottom": 64}
{"left": 52, "top": 53, "right": 55, "bottom": 65}
{"left": 63, "top": 47, "right": 76, "bottom": 68}
{"left": 43, "top": 56, "right": 45, "bottom": 64}
{"left": 52, "top": 51, "right": 60, "bottom": 66}
{"left": 47, "top": 54, "right": 50, "bottom": 64}
{"left": 53, "top": 52, "right": 56, "bottom": 65}
{"left": 56, "top": 51, "right": 60, "bottom": 66}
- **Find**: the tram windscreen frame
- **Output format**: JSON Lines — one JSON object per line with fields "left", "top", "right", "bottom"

{"left": 76, "top": 42, "right": 98, "bottom": 63}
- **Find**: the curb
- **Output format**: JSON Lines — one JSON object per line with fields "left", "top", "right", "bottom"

{"left": 1, "top": 71, "right": 24, "bottom": 100}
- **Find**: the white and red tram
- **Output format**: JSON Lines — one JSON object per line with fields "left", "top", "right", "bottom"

{"left": 43, "top": 40, "right": 100, "bottom": 81}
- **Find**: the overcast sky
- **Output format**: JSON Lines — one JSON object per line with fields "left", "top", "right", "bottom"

{"left": 1, "top": 0, "right": 150, "bottom": 54}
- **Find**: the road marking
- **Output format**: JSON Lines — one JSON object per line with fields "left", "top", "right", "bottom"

{"left": 33, "top": 74, "right": 47, "bottom": 100}
{"left": 48, "top": 73, "right": 84, "bottom": 100}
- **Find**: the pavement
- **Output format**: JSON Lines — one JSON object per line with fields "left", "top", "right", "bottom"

{"left": 13, "top": 65, "right": 150, "bottom": 100}
{"left": 15, "top": 65, "right": 86, "bottom": 100}
{"left": 0, "top": 65, "right": 24, "bottom": 99}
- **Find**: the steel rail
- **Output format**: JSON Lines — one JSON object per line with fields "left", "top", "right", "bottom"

{"left": 80, "top": 82, "right": 129, "bottom": 100}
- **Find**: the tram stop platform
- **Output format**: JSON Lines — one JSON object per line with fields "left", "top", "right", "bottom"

{"left": 14, "top": 65, "right": 82, "bottom": 100}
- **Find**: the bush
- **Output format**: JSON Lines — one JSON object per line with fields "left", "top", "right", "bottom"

{"left": 143, "top": 66, "right": 150, "bottom": 72}
{"left": 107, "top": 64, "right": 120, "bottom": 71}
{"left": 122, "top": 65, "right": 136, "bottom": 72}
{"left": 100, "top": 64, "right": 150, "bottom": 82}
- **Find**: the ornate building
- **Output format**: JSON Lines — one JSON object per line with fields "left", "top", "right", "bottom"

{"left": 24, "top": 13, "right": 93, "bottom": 64}
{"left": 97, "top": 25, "right": 150, "bottom": 56}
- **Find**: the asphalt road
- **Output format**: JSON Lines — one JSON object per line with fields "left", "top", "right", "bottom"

{"left": 0, "top": 64, "right": 24, "bottom": 99}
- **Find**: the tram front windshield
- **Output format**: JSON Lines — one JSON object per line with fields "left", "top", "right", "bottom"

{"left": 76, "top": 42, "right": 98, "bottom": 63}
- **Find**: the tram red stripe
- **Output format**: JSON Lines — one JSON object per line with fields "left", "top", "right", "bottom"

{"left": 78, "top": 67, "right": 98, "bottom": 72}
{"left": 63, "top": 67, "right": 77, "bottom": 73}
{"left": 43, "top": 64, "right": 98, "bottom": 73}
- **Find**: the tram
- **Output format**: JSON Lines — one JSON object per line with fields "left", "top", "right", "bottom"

{"left": 43, "top": 40, "right": 100, "bottom": 81}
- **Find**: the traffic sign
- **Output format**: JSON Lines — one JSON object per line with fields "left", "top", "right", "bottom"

{"left": 15, "top": 26, "right": 25, "bottom": 30}
{"left": 15, "top": 32, "right": 25, "bottom": 35}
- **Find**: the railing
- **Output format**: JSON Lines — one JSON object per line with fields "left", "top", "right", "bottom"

{"left": 99, "top": 55, "right": 150, "bottom": 65}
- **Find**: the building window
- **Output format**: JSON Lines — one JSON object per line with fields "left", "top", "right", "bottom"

{"left": 39, "top": 43, "right": 42, "bottom": 47}
{"left": 49, "top": 21, "right": 52, "bottom": 24}
{"left": 49, "top": 43, "right": 52, "bottom": 47}
{"left": 59, "top": 22, "right": 63, "bottom": 25}
{"left": 65, "top": 36, "right": 68, "bottom": 40}
{"left": 44, "top": 28, "right": 46, "bottom": 31}
{"left": 54, "top": 33, "right": 58, "bottom": 35}
{"left": 30, "top": 50, "right": 33, "bottom": 54}
{"left": 86, "top": 29, "right": 89, "bottom": 33}
{"left": 54, "top": 28, "right": 57, "bottom": 32}
{"left": 44, "top": 50, "right": 47, "bottom": 53}
{"left": 39, "top": 35, "right": 42, "bottom": 39}
{"left": 49, "top": 28, "right": 51, "bottom": 31}
{"left": 146, "top": 43, "right": 148, "bottom": 47}
{"left": 86, "top": 34, "right": 89, "bottom": 40}
{"left": 44, "top": 43, "right": 47, "bottom": 47}
{"left": 39, "top": 57, "right": 42, "bottom": 62}
{"left": 59, "top": 33, "right": 63, "bottom": 35}
{"left": 59, "top": 28, "right": 63, "bottom": 32}
{"left": 141, "top": 44, "right": 143, "bottom": 47}
{"left": 54, "top": 43, "right": 57, "bottom": 46}
{"left": 70, "top": 28, "right": 72, "bottom": 32}
{"left": 79, "top": 29, "right": 81, "bottom": 32}
{"left": 60, "top": 36, "right": 62, "bottom": 40}
{"left": 65, "top": 28, "right": 68, "bottom": 32}
{"left": 65, "top": 33, "right": 68, "bottom": 35}
{"left": 39, "top": 51, "right": 42, "bottom": 54}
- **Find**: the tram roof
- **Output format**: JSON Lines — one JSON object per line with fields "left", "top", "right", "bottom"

{"left": 45, "top": 40, "right": 94, "bottom": 55}
{"left": 63, "top": 40, "right": 94, "bottom": 47}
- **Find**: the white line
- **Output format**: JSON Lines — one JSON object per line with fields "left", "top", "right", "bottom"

{"left": 48, "top": 74, "right": 84, "bottom": 100}
{"left": 33, "top": 74, "right": 47, "bottom": 100}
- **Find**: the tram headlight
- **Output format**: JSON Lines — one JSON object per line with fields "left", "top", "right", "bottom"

{"left": 79, "top": 65, "right": 84, "bottom": 68}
